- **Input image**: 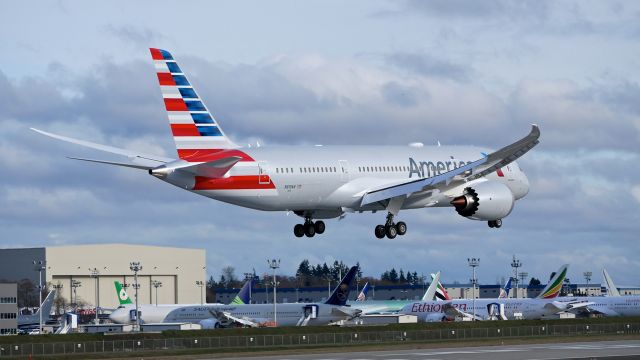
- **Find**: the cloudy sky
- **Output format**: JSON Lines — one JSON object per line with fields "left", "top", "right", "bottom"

{"left": 1, "top": 1, "right": 639, "bottom": 287}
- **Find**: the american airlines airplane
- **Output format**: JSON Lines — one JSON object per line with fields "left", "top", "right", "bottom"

{"left": 33, "top": 48, "right": 540, "bottom": 238}
{"left": 109, "top": 266, "right": 360, "bottom": 328}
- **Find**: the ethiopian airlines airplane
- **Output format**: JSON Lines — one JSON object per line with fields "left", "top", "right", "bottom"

{"left": 33, "top": 48, "right": 539, "bottom": 238}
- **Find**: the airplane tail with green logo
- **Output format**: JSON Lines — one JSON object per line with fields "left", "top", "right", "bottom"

{"left": 114, "top": 281, "right": 133, "bottom": 305}
{"left": 536, "top": 264, "right": 569, "bottom": 299}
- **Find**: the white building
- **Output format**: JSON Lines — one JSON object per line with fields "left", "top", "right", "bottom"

{"left": 0, "top": 244, "right": 206, "bottom": 310}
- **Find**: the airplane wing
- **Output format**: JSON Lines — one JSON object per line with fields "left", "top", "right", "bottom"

{"left": 331, "top": 306, "right": 362, "bottom": 319}
{"left": 360, "top": 125, "right": 540, "bottom": 206}
{"left": 31, "top": 128, "right": 175, "bottom": 168}
{"left": 209, "top": 310, "right": 261, "bottom": 328}
{"left": 441, "top": 303, "right": 480, "bottom": 321}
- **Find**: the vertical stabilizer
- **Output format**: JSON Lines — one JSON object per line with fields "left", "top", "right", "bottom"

{"left": 422, "top": 272, "right": 441, "bottom": 301}
{"left": 356, "top": 282, "right": 370, "bottom": 301}
{"left": 430, "top": 272, "right": 451, "bottom": 300}
{"left": 149, "top": 48, "right": 237, "bottom": 161}
{"left": 602, "top": 268, "right": 621, "bottom": 297}
{"left": 230, "top": 279, "right": 252, "bottom": 304}
{"left": 499, "top": 277, "right": 513, "bottom": 299}
{"left": 325, "top": 266, "right": 358, "bottom": 306}
{"left": 114, "top": 281, "right": 133, "bottom": 305}
{"left": 536, "top": 264, "right": 568, "bottom": 299}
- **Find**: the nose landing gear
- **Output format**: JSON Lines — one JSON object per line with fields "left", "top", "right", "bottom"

{"left": 375, "top": 213, "right": 407, "bottom": 239}
{"left": 294, "top": 217, "right": 325, "bottom": 238}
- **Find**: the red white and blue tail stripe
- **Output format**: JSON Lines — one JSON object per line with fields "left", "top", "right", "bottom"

{"left": 150, "top": 48, "right": 236, "bottom": 160}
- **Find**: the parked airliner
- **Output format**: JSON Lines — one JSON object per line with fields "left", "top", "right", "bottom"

{"left": 109, "top": 266, "right": 360, "bottom": 328}
{"left": 33, "top": 48, "right": 540, "bottom": 238}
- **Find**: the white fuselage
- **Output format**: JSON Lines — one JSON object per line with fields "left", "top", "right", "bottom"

{"left": 109, "top": 302, "right": 354, "bottom": 327}
{"left": 161, "top": 145, "right": 530, "bottom": 218}
{"left": 401, "top": 296, "right": 640, "bottom": 321}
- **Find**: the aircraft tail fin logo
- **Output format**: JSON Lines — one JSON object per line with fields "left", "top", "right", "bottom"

{"left": 356, "top": 282, "right": 369, "bottom": 301}
{"left": 430, "top": 272, "right": 451, "bottom": 301}
{"left": 499, "top": 277, "right": 513, "bottom": 299}
{"left": 114, "top": 281, "right": 133, "bottom": 305}
{"left": 325, "top": 266, "right": 358, "bottom": 306}
{"left": 150, "top": 48, "right": 237, "bottom": 161}
{"left": 537, "top": 264, "right": 568, "bottom": 299}
{"left": 230, "top": 279, "right": 252, "bottom": 305}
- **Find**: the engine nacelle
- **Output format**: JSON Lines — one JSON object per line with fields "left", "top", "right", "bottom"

{"left": 199, "top": 318, "right": 221, "bottom": 329}
{"left": 451, "top": 181, "right": 514, "bottom": 221}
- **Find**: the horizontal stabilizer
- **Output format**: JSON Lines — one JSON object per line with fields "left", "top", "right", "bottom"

{"left": 31, "top": 128, "right": 174, "bottom": 167}
{"left": 68, "top": 157, "right": 153, "bottom": 170}
{"left": 149, "top": 156, "right": 242, "bottom": 179}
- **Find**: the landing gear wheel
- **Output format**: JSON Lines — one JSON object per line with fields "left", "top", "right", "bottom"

{"left": 294, "top": 224, "right": 305, "bottom": 237}
{"left": 396, "top": 221, "right": 407, "bottom": 235}
{"left": 304, "top": 222, "right": 316, "bottom": 237}
{"left": 386, "top": 225, "right": 397, "bottom": 239}
{"left": 488, "top": 219, "right": 502, "bottom": 228}
{"left": 374, "top": 225, "right": 386, "bottom": 239}
{"left": 314, "top": 220, "right": 325, "bottom": 234}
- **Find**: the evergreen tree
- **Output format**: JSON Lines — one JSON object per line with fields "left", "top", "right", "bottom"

{"left": 406, "top": 271, "right": 413, "bottom": 284}
{"left": 321, "top": 263, "right": 330, "bottom": 278}
{"left": 296, "top": 259, "right": 311, "bottom": 277}
{"left": 399, "top": 269, "right": 406, "bottom": 283}
{"left": 389, "top": 268, "right": 399, "bottom": 283}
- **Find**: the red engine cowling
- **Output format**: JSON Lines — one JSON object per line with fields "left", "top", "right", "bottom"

{"left": 451, "top": 181, "right": 515, "bottom": 221}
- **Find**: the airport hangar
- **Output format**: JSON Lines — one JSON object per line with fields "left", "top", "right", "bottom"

{"left": 0, "top": 244, "right": 205, "bottom": 310}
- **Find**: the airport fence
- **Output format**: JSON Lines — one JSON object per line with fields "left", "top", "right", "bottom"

{"left": 1, "top": 322, "right": 639, "bottom": 358}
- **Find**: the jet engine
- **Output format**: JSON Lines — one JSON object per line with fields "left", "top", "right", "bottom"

{"left": 199, "top": 318, "right": 221, "bottom": 329}
{"left": 450, "top": 181, "right": 514, "bottom": 221}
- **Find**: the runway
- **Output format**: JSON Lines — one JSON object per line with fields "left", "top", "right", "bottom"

{"left": 211, "top": 340, "right": 640, "bottom": 360}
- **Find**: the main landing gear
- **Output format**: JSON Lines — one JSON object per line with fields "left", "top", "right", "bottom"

{"left": 375, "top": 212, "right": 407, "bottom": 239}
{"left": 488, "top": 219, "right": 502, "bottom": 228}
{"left": 294, "top": 217, "right": 325, "bottom": 238}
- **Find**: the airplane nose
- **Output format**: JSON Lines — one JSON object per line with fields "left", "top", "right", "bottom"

{"left": 109, "top": 310, "right": 124, "bottom": 324}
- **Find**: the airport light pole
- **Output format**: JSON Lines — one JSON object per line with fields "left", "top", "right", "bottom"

{"left": 151, "top": 280, "right": 162, "bottom": 306}
{"left": 583, "top": 271, "right": 592, "bottom": 296}
{"left": 129, "top": 262, "right": 142, "bottom": 331}
{"left": 468, "top": 258, "right": 479, "bottom": 321}
{"left": 89, "top": 267, "right": 100, "bottom": 324}
{"left": 510, "top": 255, "right": 522, "bottom": 299}
{"left": 519, "top": 272, "right": 528, "bottom": 298}
{"left": 52, "top": 283, "right": 63, "bottom": 315}
{"left": 267, "top": 259, "right": 280, "bottom": 326}
{"left": 71, "top": 279, "right": 82, "bottom": 312}
{"left": 196, "top": 281, "right": 204, "bottom": 305}
{"left": 33, "top": 260, "right": 46, "bottom": 334}
{"left": 244, "top": 272, "right": 253, "bottom": 304}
